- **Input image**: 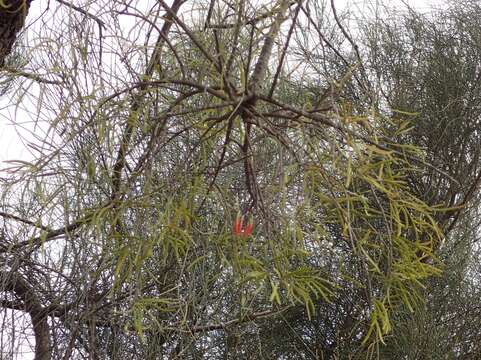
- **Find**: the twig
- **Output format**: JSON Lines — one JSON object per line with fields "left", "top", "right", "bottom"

{"left": 0, "top": 211, "right": 50, "bottom": 231}
{"left": 55, "top": 0, "right": 105, "bottom": 29}
{"left": 189, "top": 306, "right": 292, "bottom": 333}
{"left": 1, "top": 67, "right": 63, "bottom": 85}
{"left": 269, "top": 1, "right": 302, "bottom": 98}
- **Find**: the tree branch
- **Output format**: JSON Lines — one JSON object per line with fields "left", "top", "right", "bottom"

{"left": 1, "top": 271, "right": 51, "bottom": 360}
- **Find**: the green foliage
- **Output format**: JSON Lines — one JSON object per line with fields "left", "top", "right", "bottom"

{"left": 2, "top": 0, "right": 480, "bottom": 359}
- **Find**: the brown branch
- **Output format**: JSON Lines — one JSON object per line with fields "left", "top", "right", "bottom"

{"left": 248, "top": 0, "right": 292, "bottom": 95}
{"left": 0, "top": 211, "right": 50, "bottom": 230}
{"left": 157, "top": 0, "right": 220, "bottom": 72}
{"left": 1, "top": 67, "right": 63, "bottom": 84}
{"left": 443, "top": 168, "right": 481, "bottom": 234}
{"left": 189, "top": 306, "right": 291, "bottom": 333}
{"left": 224, "top": 0, "right": 245, "bottom": 77}
{"left": 329, "top": 0, "right": 371, "bottom": 94}
{"left": 110, "top": 0, "right": 186, "bottom": 200}
{"left": 55, "top": 0, "right": 105, "bottom": 29}
{"left": 206, "top": 2, "right": 297, "bottom": 29}
{"left": 269, "top": 1, "right": 302, "bottom": 98}
{"left": 300, "top": 5, "right": 369, "bottom": 97}
{"left": 203, "top": 0, "right": 216, "bottom": 30}
{"left": 0, "top": 212, "right": 92, "bottom": 254}
{"left": 115, "top": 9, "right": 187, "bottom": 77}
{"left": 330, "top": 0, "right": 361, "bottom": 65}
{"left": 237, "top": 0, "right": 293, "bottom": 211}
{"left": 1, "top": 271, "right": 51, "bottom": 359}
{"left": 0, "top": 0, "right": 32, "bottom": 67}
{"left": 0, "top": 285, "right": 290, "bottom": 342}
{"left": 55, "top": 0, "right": 105, "bottom": 64}
{"left": 257, "top": 94, "right": 461, "bottom": 186}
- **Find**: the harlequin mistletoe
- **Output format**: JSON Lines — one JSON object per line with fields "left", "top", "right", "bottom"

{"left": 1, "top": 0, "right": 477, "bottom": 358}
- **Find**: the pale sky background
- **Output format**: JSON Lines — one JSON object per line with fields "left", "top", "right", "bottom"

{"left": 0, "top": 0, "right": 448, "bottom": 358}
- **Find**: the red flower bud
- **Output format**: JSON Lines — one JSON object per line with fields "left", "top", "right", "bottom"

{"left": 233, "top": 217, "right": 243, "bottom": 236}
{"left": 233, "top": 216, "right": 253, "bottom": 237}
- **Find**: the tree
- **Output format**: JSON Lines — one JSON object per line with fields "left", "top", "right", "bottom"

{"left": 0, "top": 0, "right": 478, "bottom": 359}
{"left": 361, "top": 2, "right": 481, "bottom": 358}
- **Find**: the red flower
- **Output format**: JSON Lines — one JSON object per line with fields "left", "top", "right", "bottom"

{"left": 243, "top": 222, "right": 254, "bottom": 236}
{"left": 233, "top": 216, "right": 253, "bottom": 237}
{"left": 233, "top": 217, "right": 243, "bottom": 235}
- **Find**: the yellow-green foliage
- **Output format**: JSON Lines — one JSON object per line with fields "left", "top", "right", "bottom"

{"left": 301, "top": 119, "right": 443, "bottom": 345}
{"left": 99, "top": 109, "right": 443, "bottom": 348}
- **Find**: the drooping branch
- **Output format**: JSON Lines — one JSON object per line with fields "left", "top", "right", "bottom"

{"left": 110, "top": 0, "right": 186, "bottom": 200}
